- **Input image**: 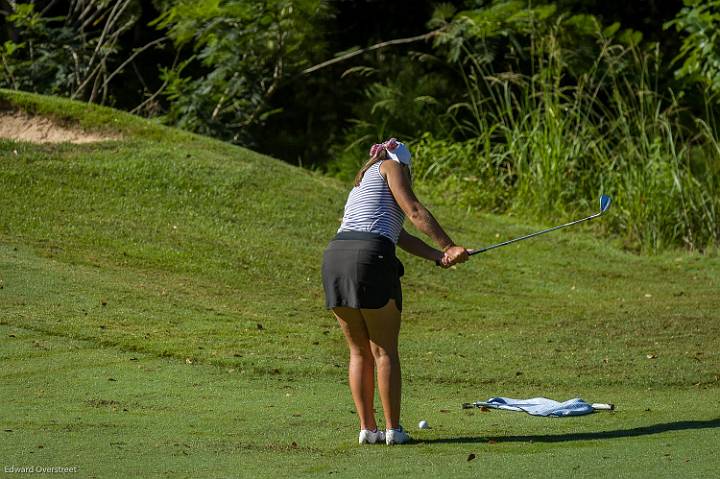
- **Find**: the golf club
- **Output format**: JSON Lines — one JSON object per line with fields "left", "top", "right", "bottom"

{"left": 468, "top": 195, "right": 611, "bottom": 256}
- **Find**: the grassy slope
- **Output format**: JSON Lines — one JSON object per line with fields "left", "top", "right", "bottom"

{"left": 1, "top": 89, "right": 719, "bottom": 478}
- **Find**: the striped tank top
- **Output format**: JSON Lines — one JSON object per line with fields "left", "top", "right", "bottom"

{"left": 338, "top": 161, "right": 405, "bottom": 243}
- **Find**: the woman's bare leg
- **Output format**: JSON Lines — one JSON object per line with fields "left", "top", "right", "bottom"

{"left": 361, "top": 299, "right": 402, "bottom": 430}
{"left": 333, "top": 307, "right": 377, "bottom": 430}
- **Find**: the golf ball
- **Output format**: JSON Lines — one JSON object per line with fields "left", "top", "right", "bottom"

{"left": 418, "top": 420, "right": 429, "bottom": 429}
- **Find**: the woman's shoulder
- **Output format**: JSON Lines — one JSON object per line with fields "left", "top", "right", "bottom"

{"left": 378, "top": 158, "right": 404, "bottom": 177}
{"left": 371, "top": 159, "right": 389, "bottom": 179}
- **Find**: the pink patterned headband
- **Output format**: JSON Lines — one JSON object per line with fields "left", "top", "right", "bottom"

{"left": 369, "top": 138, "right": 399, "bottom": 157}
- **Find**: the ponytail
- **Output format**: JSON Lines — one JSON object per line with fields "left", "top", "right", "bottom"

{"left": 354, "top": 138, "right": 399, "bottom": 187}
{"left": 354, "top": 148, "right": 387, "bottom": 186}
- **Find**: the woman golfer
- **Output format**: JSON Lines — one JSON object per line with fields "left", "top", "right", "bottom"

{"left": 322, "top": 138, "right": 468, "bottom": 445}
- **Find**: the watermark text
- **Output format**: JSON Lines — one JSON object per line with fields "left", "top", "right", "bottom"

{"left": 4, "top": 465, "right": 78, "bottom": 474}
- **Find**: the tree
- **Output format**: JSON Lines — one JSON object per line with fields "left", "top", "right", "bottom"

{"left": 154, "top": 0, "right": 331, "bottom": 144}
{"left": 0, "top": 1, "right": 160, "bottom": 105}
{"left": 666, "top": 0, "right": 720, "bottom": 101}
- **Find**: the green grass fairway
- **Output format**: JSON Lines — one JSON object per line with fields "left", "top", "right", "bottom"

{"left": 1, "top": 89, "right": 719, "bottom": 478}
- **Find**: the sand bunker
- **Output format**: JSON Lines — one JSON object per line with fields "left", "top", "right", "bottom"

{"left": 0, "top": 111, "right": 118, "bottom": 144}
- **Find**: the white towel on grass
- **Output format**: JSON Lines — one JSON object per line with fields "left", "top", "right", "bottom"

{"left": 476, "top": 397, "right": 595, "bottom": 417}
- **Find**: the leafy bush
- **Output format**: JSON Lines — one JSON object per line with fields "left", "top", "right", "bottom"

{"left": 322, "top": 50, "right": 461, "bottom": 181}
{"left": 155, "top": 0, "right": 330, "bottom": 144}
{"left": 404, "top": 2, "right": 720, "bottom": 252}
{"left": 665, "top": 0, "right": 720, "bottom": 99}
{"left": 0, "top": 1, "right": 143, "bottom": 103}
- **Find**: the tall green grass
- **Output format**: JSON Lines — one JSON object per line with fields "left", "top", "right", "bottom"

{"left": 412, "top": 32, "right": 720, "bottom": 253}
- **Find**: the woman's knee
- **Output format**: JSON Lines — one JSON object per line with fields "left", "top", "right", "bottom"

{"left": 349, "top": 343, "right": 374, "bottom": 360}
{"left": 371, "top": 343, "right": 399, "bottom": 364}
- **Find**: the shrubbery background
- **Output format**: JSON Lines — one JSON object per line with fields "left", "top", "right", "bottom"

{"left": 2, "top": 0, "right": 718, "bottom": 252}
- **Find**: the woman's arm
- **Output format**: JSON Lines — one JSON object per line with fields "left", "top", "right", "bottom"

{"left": 397, "top": 228, "right": 444, "bottom": 263}
{"left": 382, "top": 160, "right": 468, "bottom": 265}
{"left": 382, "top": 160, "right": 454, "bottom": 249}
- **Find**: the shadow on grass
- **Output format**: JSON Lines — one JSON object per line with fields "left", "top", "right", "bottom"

{"left": 420, "top": 419, "right": 720, "bottom": 445}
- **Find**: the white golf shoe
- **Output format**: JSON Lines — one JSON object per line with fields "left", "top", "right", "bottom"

{"left": 385, "top": 426, "right": 411, "bottom": 445}
{"left": 358, "top": 429, "right": 385, "bottom": 445}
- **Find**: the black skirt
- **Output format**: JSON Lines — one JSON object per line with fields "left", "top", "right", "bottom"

{"left": 322, "top": 231, "right": 404, "bottom": 311}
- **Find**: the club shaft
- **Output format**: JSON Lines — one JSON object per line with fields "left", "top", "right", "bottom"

{"left": 469, "top": 212, "right": 601, "bottom": 255}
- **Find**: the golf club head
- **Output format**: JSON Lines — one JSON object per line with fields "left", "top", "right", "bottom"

{"left": 599, "top": 195, "right": 612, "bottom": 214}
